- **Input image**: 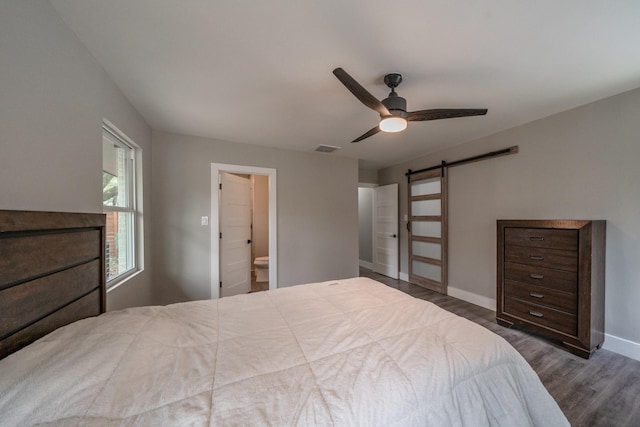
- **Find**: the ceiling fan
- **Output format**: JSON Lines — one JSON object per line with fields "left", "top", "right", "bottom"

{"left": 333, "top": 67, "right": 488, "bottom": 143}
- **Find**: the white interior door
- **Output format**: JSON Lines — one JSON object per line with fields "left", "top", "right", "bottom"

{"left": 373, "top": 184, "right": 399, "bottom": 279}
{"left": 220, "top": 173, "right": 252, "bottom": 297}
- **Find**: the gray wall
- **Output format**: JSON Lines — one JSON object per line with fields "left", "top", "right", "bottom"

{"left": 0, "top": 1, "right": 154, "bottom": 310}
{"left": 359, "top": 168, "right": 379, "bottom": 184}
{"left": 379, "top": 86, "right": 640, "bottom": 354}
{"left": 152, "top": 131, "right": 359, "bottom": 304}
{"left": 358, "top": 187, "right": 374, "bottom": 264}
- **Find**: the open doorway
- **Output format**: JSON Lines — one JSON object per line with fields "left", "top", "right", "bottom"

{"left": 211, "top": 163, "right": 277, "bottom": 299}
{"left": 358, "top": 183, "right": 399, "bottom": 280}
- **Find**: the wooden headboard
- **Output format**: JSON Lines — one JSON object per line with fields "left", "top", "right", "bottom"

{"left": 0, "top": 210, "right": 106, "bottom": 360}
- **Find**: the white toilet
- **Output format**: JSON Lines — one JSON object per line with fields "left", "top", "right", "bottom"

{"left": 254, "top": 256, "right": 269, "bottom": 282}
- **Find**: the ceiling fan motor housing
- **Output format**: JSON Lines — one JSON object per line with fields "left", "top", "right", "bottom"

{"left": 382, "top": 73, "right": 406, "bottom": 115}
{"left": 382, "top": 93, "right": 407, "bottom": 115}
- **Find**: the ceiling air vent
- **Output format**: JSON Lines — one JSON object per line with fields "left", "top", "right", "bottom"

{"left": 315, "top": 144, "right": 341, "bottom": 153}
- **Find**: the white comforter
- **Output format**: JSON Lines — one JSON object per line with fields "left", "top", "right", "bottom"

{"left": 0, "top": 277, "right": 568, "bottom": 426}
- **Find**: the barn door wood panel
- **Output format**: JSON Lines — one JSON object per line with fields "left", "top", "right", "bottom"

{"left": 408, "top": 168, "right": 448, "bottom": 294}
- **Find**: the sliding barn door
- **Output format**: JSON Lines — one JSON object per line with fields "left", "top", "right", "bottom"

{"left": 408, "top": 168, "right": 448, "bottom": 294}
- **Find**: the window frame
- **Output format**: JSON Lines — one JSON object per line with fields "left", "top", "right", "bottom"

{"left": 102, "top": 121, "right": 141, "bottom": 290}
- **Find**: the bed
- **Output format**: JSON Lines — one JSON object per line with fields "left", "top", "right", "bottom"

{"left": 0, "top": 210, "right": 569, "bottom": 426}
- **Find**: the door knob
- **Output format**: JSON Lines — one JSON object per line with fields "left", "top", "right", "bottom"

{"left": 390, "top": 234, "right": 397, "bottom": 238}
{"left": 247, "top": 239, "right": 252, "bottom": 244}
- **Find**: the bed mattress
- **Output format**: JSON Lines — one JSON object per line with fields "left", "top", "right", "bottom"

{"left": 0, "top": 277, "right": 568, "bottom": 426}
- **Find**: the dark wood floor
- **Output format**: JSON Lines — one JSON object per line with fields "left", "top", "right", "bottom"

{"left": 360, "top": 268, "right": 640, "bottom": 427}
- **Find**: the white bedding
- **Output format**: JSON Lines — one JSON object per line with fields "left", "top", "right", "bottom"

{"left": 0, "top": 277, "right": 568, "bottom": 426}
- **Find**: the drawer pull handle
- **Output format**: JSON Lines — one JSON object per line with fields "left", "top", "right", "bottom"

{"left": 529, "top": 310, "right": 544, "bottom": 318}
{"left": 529, "top": 273, "right": 544, "bottom": 279}
{"left": 530, "top": 255, "right": 545, "bottom": 260}
{"left": 529, "top": 292, "right": 544, "bottom": 299}
{"left": 530, "top": 236, "right": 544, "bottom": 241}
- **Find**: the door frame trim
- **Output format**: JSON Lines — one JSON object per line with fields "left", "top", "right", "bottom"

{"left": 211, "top": 163, "right": 277, "bottom": 299}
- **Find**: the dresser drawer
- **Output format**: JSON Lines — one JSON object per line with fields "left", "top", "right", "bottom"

{"left": 504, "top": 262, "right": 577, "bottom": 293}
{"left": 504, "top": 297, "right": 577, "bottom": 336}
{"left": 505, "top": 228, "right": 578, "bottom": 251}
{"left": 504, "top": 245, "right": 578, "bottom": 272}
{"left": 504, "top": 280, "right": 577, "bottom": 314}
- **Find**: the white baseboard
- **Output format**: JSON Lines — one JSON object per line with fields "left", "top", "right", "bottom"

{"left": 396, "top": 274, "right": 496, "bottom": 311}
{"left": 359, "top": 260, "right": 373, "bottom": 270}
{"left": 602, "top": 333, "right": 640, "bottom": 362}
{"left": 447, "top": 286, "right": 497, "bottom": 312}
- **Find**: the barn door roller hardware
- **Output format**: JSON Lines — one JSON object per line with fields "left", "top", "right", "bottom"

{"left": 406, "top": 146, "right": 518, "bottom": 181}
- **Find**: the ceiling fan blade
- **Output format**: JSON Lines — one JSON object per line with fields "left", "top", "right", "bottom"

{"left": 406, "top": 108, "right": 488, "bottom": 122}
{"left": 333, "top": 68, "right": 390, "bottom": 116}
{"left": 352, "top": 125, "right": 381, "bottom": 143}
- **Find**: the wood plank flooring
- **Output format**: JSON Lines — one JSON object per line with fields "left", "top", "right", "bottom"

{"left": 360, "top": 268, "right": 640, "bottom": 427}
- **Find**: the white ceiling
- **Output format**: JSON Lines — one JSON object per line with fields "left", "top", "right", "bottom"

{"left": 50, "top": 0, "right": 640, "bottom": 170}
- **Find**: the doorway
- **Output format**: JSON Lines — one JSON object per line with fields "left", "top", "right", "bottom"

{"left": 358, "top": 183, "right": 399, "bottom": 280}
{"left": 211, "top": 163, "right": 277, "bottom": 299}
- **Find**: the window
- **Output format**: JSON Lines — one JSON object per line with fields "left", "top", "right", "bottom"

{"left": 102, "top": 124, "right": 140, "bottom": 286}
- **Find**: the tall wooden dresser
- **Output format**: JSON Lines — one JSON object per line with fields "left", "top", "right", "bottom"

{"left": 496, "top": 220, "right": 606, "bottom": 358}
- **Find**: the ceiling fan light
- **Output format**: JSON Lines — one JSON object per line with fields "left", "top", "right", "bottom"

{"left": 379, "top": 116, "right": 407, "bottom": 133}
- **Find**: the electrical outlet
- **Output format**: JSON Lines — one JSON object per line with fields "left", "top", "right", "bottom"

{"left": 201, "top": 216, "right": 209, "bottom": 226}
